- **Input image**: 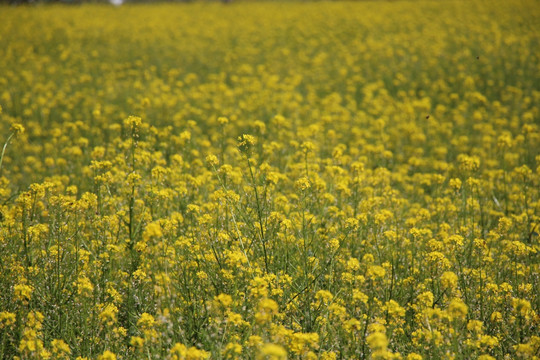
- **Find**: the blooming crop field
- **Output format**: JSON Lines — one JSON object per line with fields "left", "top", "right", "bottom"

{"left": 0, "top": 0, "right": 539, "bottom": 359}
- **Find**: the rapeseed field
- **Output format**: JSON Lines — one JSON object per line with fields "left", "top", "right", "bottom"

{"left": 0, "top": 0, "right": 538, "bottom": 359}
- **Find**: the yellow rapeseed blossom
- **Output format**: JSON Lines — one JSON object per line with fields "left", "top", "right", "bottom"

{"left": 124, "top": 115, "right": 142, "bottom": 130}
{"left": 214, "top": 293, "right": 233, "bottom": 308}
{"left": 440, "top": 271, "right": 459, "bottom": 290}
{"left": 169, "top": 343, "right": 210, "bottom": 360}
{"left": 10, "top": 123, "right": 25, "bottom": 135}
{"left": 99, "top": 304, "right": 118, "bottom": 326}
{"left": 137, "top": 312, "right": 156, "bottom": 329}
{"left": 130, "top": 336, "right": 145, "bottom": 349}
{"left": 0, "top": 1, "right": 538, "bottom": 359}
{"left": 256, "top": 343, "right": 287, "bottom": 360}
{"left": 143, "top": 222, "right": 163, "bottom": 241}
{"left": 51, "top": 339, "right": 71, "bottom": 357}
{"left": 0, "top": 312, "right": 16, "bottom": 328}
{"left": 448, "top": 298, "right": 468, "bottom": 320}
{"left": 367, "top": 265, "right": 386, "bottom": 280}
{"left": 238, "top": 134, "right": 256, "bottom": 153}
{"left": 14, "top": 284, "right": 33, "bottom": 303}
{"left": 295, "top": 177, "right": 311, "bottom": 191}
{"left": 255, "top": 298, "right": 279, "bottom": 324}
{"left": 98, "top": 350, "right": 117, "bottom": 360}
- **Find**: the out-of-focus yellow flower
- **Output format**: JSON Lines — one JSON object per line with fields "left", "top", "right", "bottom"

{"left": 10, "top": 123, "right": 25, "bottom": 135}
{"left": 0, "top": 312, "right": 16, "bottom": 328}
{"left": 124, "top": 115, "right": 142, "bottom": 130}
{"left": 217, "top": 116, "right": 229, "bottom": 125}
{"left": 97, "top": 350, "right": 117, "bottom": 360}
{"left": 448, "top": 298, "right": 468, "bottom": 320}
{"left": 75, "top": 276, "right": 94, "bottom": 297}
{"left": 99, "top": 304, "right": 118, "bottom": 326}
{"left": 137, "top": 312, "right": 155, "bottom": 329}
{"left": 367, "top": 331, "right": 388, "bottom": 351}
{"left": 51, "top": 339, "right": 71, "bottom": 357}
{"left": 367, "top": 265, "right": 386, "bottom": 280}
{"left": 440, "top": 271, "right": 458, "bottom": 290}
{"left": 169, "top": 343, "right": 210, "bottom": 360}
{"left": 214, "top": 293, "right": 233, "bottom": 308}
{"left": 14, "top": 284, "right": 33, "bottom": 303}
{"left": 205, "top": 154, "right": 219, "bottom": 167}
{"left": 238, "top": 134, "right": 256, "bottom": 153}
{"left": 255, "top": 298, "right": 279, "bottom": 324}
{"left": 143, "top": 222, "right": 163, "bottom": 241}
{"left": 130, "top": 336, "right": 145, "bottom": 349}
{"left": 257, "top": 344, "right": 287, "bottom": 360}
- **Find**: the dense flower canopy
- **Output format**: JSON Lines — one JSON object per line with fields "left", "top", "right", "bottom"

{"left": 0, "top": 1, "right": 538, "bottom": 359}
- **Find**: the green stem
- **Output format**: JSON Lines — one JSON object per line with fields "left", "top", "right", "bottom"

{"left": 0, "top": 132, "right": 15, "bottom": 178}
{"left": 247, "top": 157, "right": 268, "bottom": 273}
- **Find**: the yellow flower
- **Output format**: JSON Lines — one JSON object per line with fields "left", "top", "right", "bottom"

{"left": 51, "top": 339, "right": 71, "bottom": 357}
{"left": 440, "top": 271, "right": 458, "bottom": 290}
{"left": 289, "top": 332, "right": 319, "bottom": 355}
{"left": 250, "top": 276, "right": 269, "bottom": 298}
{"left": 327, "top": 238, "right": 340, "bottom": 252}
{"left": 344, "top": 318, "right": 362, "bottom": 333}
{"left": 226, "top": 312, "right": 247, "bottom": 327}
{"left": 366, "top": 331, "right": 388, "bottom": 351}
{"left": 14, "top": 284, "right": 33, "bottom": 303}
{"left": 457, "top": 154, "right": 480, "bottom": 172}
{"left": 137, "top": 312, "right": 155, "bottom": 329}
{"left": 417, "top": 291, "right": 434, "bottom": 308}
{"left": 449, "top": 178, "right": 462, "bottom": 191}
{"left": 217, "top": 116, "right": 229, "bottom": 125}
{"left": 490, "top": 311, "right": 502, "bottom": 323}
{"left": 320, "top": 352, "right": 337, "bottom": 360}
{"left": 367, "top": 265, "right": 386, "bottom": 280}
{"left": 255, "top": 298, "right": 279, "bottom": 324}
{"left": 479, "top": 335, "right": 499, "bottom": 349}
{"left": 10, "top": 123, "right": 25, "bottom": 135}
{"left": 169, "top": 343, "right": 210, "bottom": 360}
{"left": 214, "top": 293, "right": 233, "bottom": 308}
{"left": 257, "top": 344, "right": 287, "bottom": 360}
{"left": 238, "top": 134, "right": 256, "bottom": 153}
{"left": 98, "top": 350, "right": 117, "bottom": 360}
{"left": 124, "top": 115, "right": 142, "bottom": 130}
{"left": 99, "top": 304, "right": 118, "bottom": 326}
{"left": 0, "top": 312, "right": 16, "bottom": 328}
{"left": 130, "top": 336, "right": 145, "bottom": 349}
{"left": 314, "top": 290, "right": 333, "bottom": 307}
{"left": 132, "top": 269, "right": 147, "bottom": 282}
{"left": 222, "top": 342, "right": 242, "bottom": 358}
{"left": 467, "top": 320, "right": 483, "bottom": 333}
{"left": 26, "top": 311, "right": 44, "bottom": 329}
{"left": 448, "top": 298, "right": 468, "bottom": 320}
{"left": 143, "top": 222, "right": 163, "bottom": 241}
{"left": 75, "top": 276, "right": 94, "bottom": 297}
{"left": 205, "top": 154, "right": 219, "bottom": 167}
{"left": 295, "top": 176, "right": 311, "bottom": 191}
{"left": 384, "top": 300, "right": 405, "bottom": 319}
{"left": 352, "top": 289, "right": 369, "bottom": 305}
{"left": 248, "top": 335, "right": 263, "bottom": 347}
{"left": 477, "top": 355, "right": 495, "bottom": 360}
{"left": 512, "top": 298, "right": 533, "bottom": 318}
